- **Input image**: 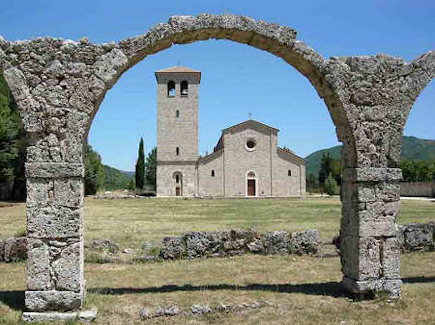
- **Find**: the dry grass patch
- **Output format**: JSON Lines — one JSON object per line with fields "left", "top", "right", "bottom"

{"left": 0, "top": 253, "right": 434, "bottom": 324}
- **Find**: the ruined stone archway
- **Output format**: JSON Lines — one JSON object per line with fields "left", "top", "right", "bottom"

{"left": 0, "top": 14, "right": 434, "bottom": 316}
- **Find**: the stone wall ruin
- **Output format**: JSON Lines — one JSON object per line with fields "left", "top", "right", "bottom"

{"left": 0, "top": 14, "right": 434, "bottom": 315}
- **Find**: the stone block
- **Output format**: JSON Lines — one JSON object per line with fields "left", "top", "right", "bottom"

{"left": 261, "top": 231, "right": 289, "bottom": 254}
{"left": 26, "top": 178, "right": 51, "bottom": 207}
{"left": 342, "top": 277, "right": 401, "bottom": 299}
{"left": 27, "top": 239, "right": 52, "bottom": 290}
{"left": 85, "top": 239, "right": 119, "bottom": 253}
{"left": 401, "top": 223, "right": 434, "bottom": 251}
{"left": 52, "top": 241, "right": 83, "bottom": 292}
{"left": 381, "top": 237, "right": 400, "bottom": 279}
{"left": 343, "top": 201, "right": 399, "bottom": 237}
{"left": 25, "top": 290, "right": 82, "bottom": 312}
{"left": 340, "top": 235, "right": 381, "bottom": 281}
{"left": 22, "top": 308, "right": 97, "bottom": 323}
{"left": 160, "top": 237, "right": 185, "bottom": 259}
{"left": 25, "top": 162, "right": 84, "bottom": 178}
{"left": 342, "top": 168, "right": 402, "bottom": 183}
{"left": 27, "top": 206, "right": 82, "bottom": 238}
{"left": 53, "top": 178, "right": 83, "bottom": 208}
{"left": 289, "top": 229, "right": 319, "bottom": 255}
{"left": 355, "top": 185, "right": 376, "bottom": 203}
{"left": 184, "top": 232, "right": 218, "bottom": 258}
{"left": 375, "top": 182, "right": 400, "bottom": 202}
{"left": 4, "top": 237, "right": 27, "bottom": 262}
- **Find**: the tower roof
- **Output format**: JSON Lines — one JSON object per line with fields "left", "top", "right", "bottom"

{"left": 155, "top": 66, "right": 201, "bottom": 82}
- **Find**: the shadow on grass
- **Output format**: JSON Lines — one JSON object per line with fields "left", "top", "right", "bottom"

{"left": 0, "top": 290, "right": 24, "bottom": 310}
{"left": 88, "top": 276, "right": 435, "bottom": 297}
{"left": 1, "top": 276, "right": 433, "bottom": 311}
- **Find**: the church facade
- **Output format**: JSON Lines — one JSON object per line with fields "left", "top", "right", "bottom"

{"left": 155, "top": 66, "right": 306, "bottom": 197}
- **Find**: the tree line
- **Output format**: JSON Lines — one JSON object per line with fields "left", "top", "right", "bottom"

{"left": 84, "top": 139, "right": 156, "bottom": 195}
{"left": 1, "top": 71, "right": 156, "bottom": 198}
{"left": 307, "top": 152, "right": 435, "bottom": 195}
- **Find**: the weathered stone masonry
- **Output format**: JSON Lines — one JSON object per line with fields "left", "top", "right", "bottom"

{"left": 0, "top": 14, "right": 433, "bottom": 313}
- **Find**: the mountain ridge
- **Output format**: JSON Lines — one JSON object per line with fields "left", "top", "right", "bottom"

{"left": 305, "top": 136, "right": 435, "bottom": 176}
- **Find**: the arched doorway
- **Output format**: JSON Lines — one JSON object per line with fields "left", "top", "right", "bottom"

{"left": 246, "top": 171, "right": 257, "bottom": 197}
{"left": 173, "top": 171, "right": 183, "bottom": 196}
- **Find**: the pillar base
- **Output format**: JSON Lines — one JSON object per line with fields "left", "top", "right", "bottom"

{"left": 22, "top": 308, "right": 97, "bottom": 322}
{"left": 343, "top": 276, "right": 401, "bottom": 299}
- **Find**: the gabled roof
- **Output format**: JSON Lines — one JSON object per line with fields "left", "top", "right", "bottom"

{"left": 277, "top": 147, "right": 306, "bottom": 165}
{"left": 155, "top": 66, "right": 201, "bottom": 82}
{"left": 155, "top": 66, "right": 200, "bottom": 73}
{"left": 222, "top": 119, "right": 279, "bottom": 134}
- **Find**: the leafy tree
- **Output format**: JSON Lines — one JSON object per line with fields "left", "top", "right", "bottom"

{"left": 318, "top": 153, "right": 332, "bottom": 186}
{"left": 145, "top": 147, "right": 157, "bottom": 190}
{"left": 323, "top": 173, "right": 338, "bottom": 196}
{"left": 128, "top": 178, "right": 135, "bottom": 191}
{"left": 401, "top": 159, "right": 435, "bottom": 182}
{"left": 0, "top": 75, "right": 19, "bottom": 184}
{"left": 0, "top": 74, "right": 27, "bottom": 201}
{"left": 135, "top": 137, "right": 145, "bottom": 190}
{"left": 84, "top": 144, "right": 105, "bottom": 195}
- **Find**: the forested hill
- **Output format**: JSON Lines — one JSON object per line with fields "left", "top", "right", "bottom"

{"left": 305, "top": 136, "right": 435, "bottom": 176}
{"left": 103, "top": 165, "right": 133, "bottom": 190}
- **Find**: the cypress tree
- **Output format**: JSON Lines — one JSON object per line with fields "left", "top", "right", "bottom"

{"left": 145, "top": 147, "right": 157, "bottom": 190}
{"left": 135, "top": 137, "right": 145, "bottom": 190}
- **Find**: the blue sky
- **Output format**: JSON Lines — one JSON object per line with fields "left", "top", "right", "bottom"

{"left": 1, "top": 0, "right": 434, "bottom": 171}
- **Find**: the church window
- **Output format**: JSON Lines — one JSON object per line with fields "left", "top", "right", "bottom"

{"left": 176, "top": 174, "right": 180, "bottom": 183}
{"left": 176, "top": 147, "right": 180, "bottom": 155}
{"left": 211, "top": 170, "right": 215, "bottom": 177}
{"left": 247, "top": 171, "right": 256, "bottom": 178}
{"left": 245, "top": 138, "right": 256, "bottom": 151}
{"left": 167, "top": 81, "right": 175, "bottom": 97}
{"left": 176, "top": 110, "right": 180, "bottom": 118}
{"left": 181, "top": 80, "right": 188, "bottom": 96}
{"left": 288, "top": 170, "right": 292, "bottom": 176}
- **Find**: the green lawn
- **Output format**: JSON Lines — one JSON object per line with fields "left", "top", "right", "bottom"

{"left": 0, "top": 197, "right": 434, "bottom": 324}
{"left": 1, "top": 197, "right": 434, "bottom": 249}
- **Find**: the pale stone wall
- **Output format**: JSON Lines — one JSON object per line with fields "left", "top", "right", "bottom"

{"left": 198, "top": 151, "right": 224, "bottom": 197}
{"left": 156, "top": 71, "right": 199, "bottom": 196}
{"left": 223, "top": 126, "right": 273, "bottom": 196}
{"left": 400, "top": 182, "right": 435, "bottom": 197}
{"left": 156, "top": 73, "right": 198, "bottom": 162}
{"left": 272, "top": 150, "right": 305, "bottom": 196}
{"left": 157, "top": 163, "right": 197, "bottom": 196}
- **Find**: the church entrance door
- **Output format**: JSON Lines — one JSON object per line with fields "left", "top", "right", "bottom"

{"left": 247, "top": 179, "right": 256, "bottom": 196}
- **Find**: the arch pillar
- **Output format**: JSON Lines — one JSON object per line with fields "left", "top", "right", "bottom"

{"left": 340, "top": 167, "right": 402, "bottom": 298}
{"left": 24, "top": 163, "right": 85, "bottom": 311}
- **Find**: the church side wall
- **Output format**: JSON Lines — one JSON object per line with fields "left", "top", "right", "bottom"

{"left": 223, "top": 129, "right": 272, "bottom": 197}
{"left": 270, "top": 133, "right": 305, "bottom": 196}
{"left": 198, "top": 152, "right": 224, "bottom": 197}
{"left": 272, "top": 152, "right": 305, "bottom": 196}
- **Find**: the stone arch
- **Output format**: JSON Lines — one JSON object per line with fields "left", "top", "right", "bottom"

{"left": 0, "top": 14, "right": 433, "bottom": 317}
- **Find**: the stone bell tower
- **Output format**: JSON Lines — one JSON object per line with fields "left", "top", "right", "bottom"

{"left": 155, "top": 66, "right": 201, "bottom": 196}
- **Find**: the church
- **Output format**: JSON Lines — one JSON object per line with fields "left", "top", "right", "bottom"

{"left": 155, "top": 66, "right": 306, "bottom": 197}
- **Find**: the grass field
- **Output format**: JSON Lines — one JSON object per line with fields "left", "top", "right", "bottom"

{"left": 0, "top": 197, "right": 434, "bottom": 324}
{"left": 1, "top": 197, "right": 435, "bottom": 249}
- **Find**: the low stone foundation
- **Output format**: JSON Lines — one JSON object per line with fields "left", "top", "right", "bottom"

{"left": 1, "top": 223, "right": 433, "bottom": 264}
{"left": 150, "top": 229, "right": 320, "bottom": 260}
{"left": 22, "top": 308, "right": 97, "bottom": 323}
